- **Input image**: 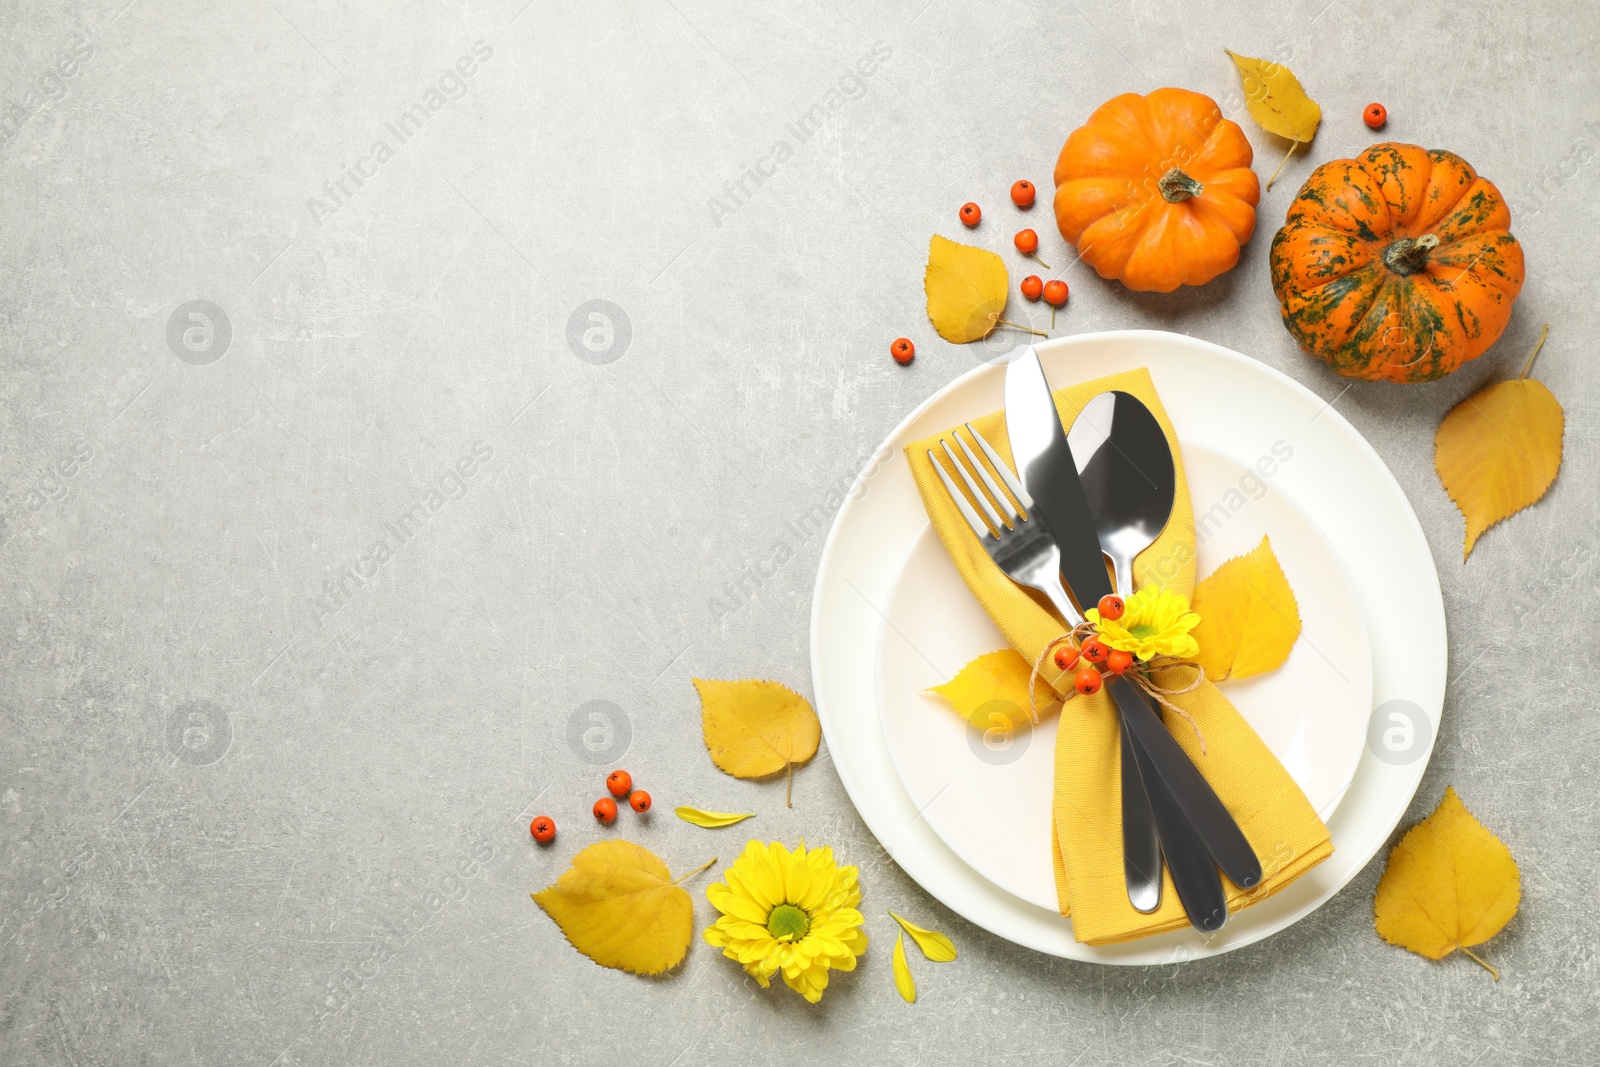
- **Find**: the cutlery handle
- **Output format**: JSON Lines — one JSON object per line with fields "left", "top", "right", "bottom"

{"left": 1127, "top": 717, "right": 1228, "bottom": 933}
{"left": 1038, "top": 582, "right": 1083, "bottom": 629}
{"left": 1109, "top": 676, "right": 1263, "bottom": 890}
{"left": 1118, "top": 723, "right": 1162, "bottom": 913}
{"left": 1038, "top": 580, "right": 1166, "bottom": 914}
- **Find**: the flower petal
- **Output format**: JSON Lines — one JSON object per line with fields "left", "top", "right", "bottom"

{"left": 707, "top": 885, "right": 769, "bottom": 926}
{"left": 785, "top": 847, "right": 814, "bottom": 908}
{"left": 717, "top": 920, "right": 769, "bottom": 941}
{"left": 735, "top": 853, "right": 783, "bottom": 910}
{"left": 736, "top": 940, "right": 771, "bottom": 966}
{"left": 784, "top": 964, "right": 829, "bottom": 1003}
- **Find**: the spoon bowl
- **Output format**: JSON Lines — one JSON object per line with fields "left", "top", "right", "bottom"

{"left": 1068, "top": 391, "right": 1179, "bottom": 598}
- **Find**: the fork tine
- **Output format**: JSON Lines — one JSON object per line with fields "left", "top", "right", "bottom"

{"left": 964, "top": 422, "right": 1031, "bottom": 509}
{"left": 954, "top": 430, "right": 1019, "bottom": 523}
{"left": 940, "top": 440, "right": 1007, "bottom": 533}
{"left": 927, "top": 450, "right": 992, "bottom": 540}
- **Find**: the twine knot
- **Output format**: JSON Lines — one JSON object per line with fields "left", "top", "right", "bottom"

{"left": 1026, "top": 624, "right": 1210, "bottom": 754}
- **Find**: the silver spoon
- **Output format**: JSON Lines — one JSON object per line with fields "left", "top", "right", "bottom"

{"left": 1068, "top": 391, "right": 1178, "bottom": 601}
{"left": 1069, "top": 390, "right": 1263, "bottom": 927}
{"left": 1064, "top": 391, "right": 1178, "bottom": 915}
{"left": 1069, "top": 389, "right": 1213, "bottom": 921}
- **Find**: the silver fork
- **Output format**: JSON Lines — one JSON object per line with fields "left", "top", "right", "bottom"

{"left": 929, "top": 422, "right": 1169, "bottom": 918}
{"left": 926, "top": 425, "right": 1084, "bottom": 631}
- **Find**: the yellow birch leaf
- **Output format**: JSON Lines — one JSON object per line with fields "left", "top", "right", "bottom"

{"left": 889, "top": 910, "right": 957, "bottom": 962}
{"left": 892, "top": 931, "right": 917, "bottom": 1003}
{"left": 532, "top": 840, "right": 703, "bottom": 976}
{"left": 674, "top": 806, "right": 756, "bottom": 829}
{"left": 1374, "top": 787, "right": 1521, "bottom": 980}
{"left": 924, "top": 234, "right": 1009, "bottom": 343}
{"left": 1435, "top": 327, "right": 1563, "bottom": 560}
{"left": 925, "top": 649, "right": 1059, "bottom": 732}
{"left": 1225, "top": 50, "right": 1322, "bottom": 142}
{"left": 693, "top": 679, "right": 820, "bottom": 805}
{"left": 1189, "top": 536, "right": 1300, "bottom": 681}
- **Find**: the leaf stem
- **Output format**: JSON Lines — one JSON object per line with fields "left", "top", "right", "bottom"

{"left": 1459, "top": 946, "right": 1500, "bottom": 981}
{"left": 994, "top": 318, "right": 1049, "bottom": 338}
{"left": 786, "top": 761, "right": 794, "bottom": 807}
{"left": 1518, "top": 323, "right": 1550, "bottom": 380}
{"left": 672, "top": 856, "right": 719, "bottom": 886}
{"left": 1265, "top": 140, "right": 1299, "bottom": 191}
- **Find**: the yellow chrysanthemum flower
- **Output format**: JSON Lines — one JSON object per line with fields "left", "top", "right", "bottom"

{"left": 702, "top": 840, "right": 867, "bottom": 1003}
{"left": 1086, "top": 585, "right": 1201, "bottom": 662}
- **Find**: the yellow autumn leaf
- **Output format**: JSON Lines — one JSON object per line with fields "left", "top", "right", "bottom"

{"left": 1435, "top": 326, "right": 1563, "bottom": 560}
{"left": 693, "top": 678, "right": 820, "bottom": 806}
{"left": 674, "top": 806, "right": 756, "bottom": 829}
{"left": 532, "top": 840, "right": 712, "bottom": 976}
{"left": 1189, "top": 536, "right": 1300, "bottom": 682}
{"left": 1374, "top": 787, "right": 1521, "bottom": 980}
{"left": 924, "top": 234, "right": 1009, "bottom": 344}
{"left": 926, "top": 649, "right": 1059, "bottom": 732}
{"left": 889, "top": 910, "right": 957, "bottom": 962}
{"left": 892, "top": 931, "right": 916, "bottom": 1003}
{"left": 1225, "top": 50, "right": 1322, "bottom": 142}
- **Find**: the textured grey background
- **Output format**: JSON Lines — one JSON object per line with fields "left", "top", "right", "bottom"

{"left": 2, "top": 0, "right": 1596, "bottom": 1063}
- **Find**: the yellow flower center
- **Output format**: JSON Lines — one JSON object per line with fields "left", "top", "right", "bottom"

{"left": 766, "top": 903, "right": 810, "bottom": 941}
{"left": 1128, "top": 624, "right": 1158, "bottom": 640}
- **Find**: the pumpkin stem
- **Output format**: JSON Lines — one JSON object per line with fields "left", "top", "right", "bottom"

{"left": 1157, "top": 168, "right": 1204, "bottom": 203}
{"left": 1518, "top": 323, "right": 1550, "bottom": 380}
{"left": 1383, "top": 233, "right": 1440, "bottom": 276}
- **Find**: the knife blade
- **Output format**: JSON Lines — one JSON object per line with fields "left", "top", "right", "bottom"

{"left": 1003, "top": 348, "right": 1115, "bottom": 610}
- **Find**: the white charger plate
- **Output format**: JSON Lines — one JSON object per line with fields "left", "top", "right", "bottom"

{"left": 810, "top": 331, "right": 1446, "bottom": 963}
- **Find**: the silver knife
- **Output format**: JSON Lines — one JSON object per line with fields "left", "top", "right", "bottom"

{"left": 1003, "top": 345, "right": 1165, "bottom": 916}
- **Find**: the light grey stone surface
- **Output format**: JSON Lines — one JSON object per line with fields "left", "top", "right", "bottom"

{"left": 2, "top": 0, "right": 1596, "bottom": 1063}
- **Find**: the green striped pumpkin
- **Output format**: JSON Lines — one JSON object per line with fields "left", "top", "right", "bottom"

{"left": 1270, "top": 143, "right": 1524, "bottom": 382}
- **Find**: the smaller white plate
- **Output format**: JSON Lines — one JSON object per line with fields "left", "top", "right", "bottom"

{"left": 875, "top": 442, "right": 1373, "bottom": 912}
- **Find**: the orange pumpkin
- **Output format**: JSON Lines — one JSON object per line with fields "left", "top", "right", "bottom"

{"left": 1270, "top": 143, "right": 1525, "bottom": 382}
{"left": 1053, "top": 88, "right": 1260, "bottom": 293}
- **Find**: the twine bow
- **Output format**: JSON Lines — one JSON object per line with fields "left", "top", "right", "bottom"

{"left": 1026, "top": 622, "right": 1210, "bottom": 754}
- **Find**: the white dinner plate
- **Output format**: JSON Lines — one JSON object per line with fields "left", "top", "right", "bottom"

{"left": 810, "top": 331, "right": 1446, "bottom": 964}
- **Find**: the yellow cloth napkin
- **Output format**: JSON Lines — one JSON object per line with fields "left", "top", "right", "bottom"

{"left": 905, "top": 367, "right": 1332, "bottom": 946}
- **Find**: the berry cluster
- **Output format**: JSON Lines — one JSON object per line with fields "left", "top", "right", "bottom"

{"left": 892, "top": 178, "right": 1064, "bottom": 366}
{"left": 1051, "top": 595, "right": 1134, "bottom": 696}
{"left": 528, "top": 768, "right": 653, "bottom": 845}
{"left": 1021, "top": 275, "right": 1068, "bottom": 308}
